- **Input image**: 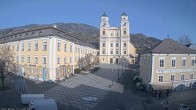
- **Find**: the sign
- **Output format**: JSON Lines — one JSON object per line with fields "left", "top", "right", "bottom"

{"left": 157, "top": 68, "right": 196, "bottom": 73}
{"left": 29, "top": 64, "right": 36, "bottom": 67}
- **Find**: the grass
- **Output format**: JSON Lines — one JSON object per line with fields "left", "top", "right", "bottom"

{"left": 0, "top": 86, "right": 11, "bottom": 91}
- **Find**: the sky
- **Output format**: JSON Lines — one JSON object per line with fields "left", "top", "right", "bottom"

{"left": 0, "top": 0, "right": 196, "bottom": 42}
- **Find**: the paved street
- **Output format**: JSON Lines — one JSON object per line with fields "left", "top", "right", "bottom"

{"left": 0, "top": 64, "right": 129, "bottom": 110}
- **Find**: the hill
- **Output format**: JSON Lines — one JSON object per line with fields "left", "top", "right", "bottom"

{"left": 0, "top": 23, "right": 161, "bottom": 51}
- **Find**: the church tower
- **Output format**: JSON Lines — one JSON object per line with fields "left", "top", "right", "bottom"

{"left": 99, "top": 12, "right": 136, "bottom": 64}
{"left": 120, "top": 11, "right": 130, "bottom": 37}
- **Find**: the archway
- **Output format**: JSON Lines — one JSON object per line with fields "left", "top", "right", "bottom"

{"left": 110, "top": 58, "right": 113, "bottom": 64}
{"left": 116, "top": 58, "right": 119, "bottom": 64}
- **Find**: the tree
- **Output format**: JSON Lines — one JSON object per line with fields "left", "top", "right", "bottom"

{"left": 0, "top": 44, "right": 17, "bottom": 88}
{"left": 178, "top": 35, "right": 191, "bottom": 45}
{"left": 78, "top": 53, "right": 99, "bottom": 71}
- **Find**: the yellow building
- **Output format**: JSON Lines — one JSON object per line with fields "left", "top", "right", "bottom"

{"left": 99, "top": 12, "right": 136, "bottom": 64}
{"left": 0, "top": 25, "right": 98, "bottom": 81}
{"left": 140, "top": 38, "right": 196, "bottom": 93}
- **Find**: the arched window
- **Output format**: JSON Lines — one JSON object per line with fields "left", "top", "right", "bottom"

{"left": 124, "top": 30, "right": 126, "bottom": 35}
{"left": 103, "top": 31, "right": 105, "bottom": 35}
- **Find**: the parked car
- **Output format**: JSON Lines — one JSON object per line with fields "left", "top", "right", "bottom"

{"left": 179, "top": 104, "right": 189, "bottom": 110}
{"left": 135, "top": 82, "right": 145, "bottom": 90}
{"left": 133, "top": 76, "right": 142, "bottom": 83}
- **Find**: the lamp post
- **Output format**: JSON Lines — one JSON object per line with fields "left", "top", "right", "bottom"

{"left": 122, "top": 61, "right": 124, "bottom": 76}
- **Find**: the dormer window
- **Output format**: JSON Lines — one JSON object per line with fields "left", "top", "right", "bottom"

{"left": 39, "top": 31, "right": 42, "bottom": 35}
{"left": 25, "top": 33, "right": 28, "bottom": 36}
{"left": 32, "top": 31, "right": 34, "bottom": 34}
{"left": 15, "top": 35, "right": 17, "bottom": 37}
{"left": 124, "top": 18, "right": 125, "bottom": 20}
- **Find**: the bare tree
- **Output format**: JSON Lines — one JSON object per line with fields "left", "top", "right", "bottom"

{"left": 78, "top": 53, "right": 99, "bottom": 71}
{"left": 0, "top": 44, "right": 17, "bottom": 88}
{"left": 178, "top": 35, "right": 191, "bottom": 45}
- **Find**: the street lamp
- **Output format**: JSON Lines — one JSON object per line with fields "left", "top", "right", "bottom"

{"left": 122, "top": 61, "right": 124, "bottom": 76}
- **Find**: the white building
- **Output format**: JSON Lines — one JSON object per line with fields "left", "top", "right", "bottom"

{"left": 99, "top": 12, "right": 136, "bottom": 64}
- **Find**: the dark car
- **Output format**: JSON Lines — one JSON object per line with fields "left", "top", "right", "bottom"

{"left": 135, "top": 82, "right": 145, "bottom": 90}
{"left": 133, "top": 76, "right": 142, "bottom": 83}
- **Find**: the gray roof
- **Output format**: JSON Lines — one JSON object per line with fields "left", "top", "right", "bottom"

{"left": 142, "top": 38, "right": 196, "bottom": 54}
{"left": 0, "top": 26, "right": 96, "bottom": 49}
{"left": 121, "top": 11, "right": 127, "bottom": 16}
{"left": 102, "top": 12, "right": 107, "bottom": 17}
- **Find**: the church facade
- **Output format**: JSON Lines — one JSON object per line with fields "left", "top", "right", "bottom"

{"left": 99, "top": 12, "right": 136, "bottom": 64}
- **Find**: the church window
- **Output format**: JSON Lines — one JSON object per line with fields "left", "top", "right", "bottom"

{"left": 103, "top": 43, "right": 105, "bottom": 47}
{"left": 103, "top": 31, "right": 105, "bottom": 35}
{"left": 124, "top": 30, "right": 126, "bottom": 35}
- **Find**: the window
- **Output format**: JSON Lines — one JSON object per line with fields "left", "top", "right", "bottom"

{"left": 75, "top": 47, "right": 77, "bottom": 53}
{"left": 124, "top": 30, "right": 126, "bottom": 35}
{"left": 64, "top": 57, "right": 66, "bottom": 64}
{"left": 124, "top": 51, "right": 126, "bottom": 54}
{"left": 17, "top": 44, "right": 19, "bottom": 51}
{"left": 116, "top": 43, "right": 118, "bottom": 47}
{"left": 21, "top": 56, "right": 24, "bottom": 62}
{"left": 190, "top": 74, "right": 193, "bottom": 79}
{"left": 103, "top": 31, "right": 105, "bottom": 35}
{"left": 43, "top": 42, "right": 47, "bottom": 51}
{"left": 182, "top": 59, "right": 186, "bottom": 67}
{"left": 110, "top": 43, "right": 113, "bottom": 47}
{"left": 78, "top": 48, "right": 80, "bottom": 53}
{"left": 64, "top": 43, "right": 67, "bottom": 52}
{"left": 181, "top": 74, "right": 185, "bottom": 80}
{"left": 27, "top": 56, "right": 30, "bottom": 63}
{"left": 171, "top": 59, "right": 176, "bottom": 68}
{"left": 103, "top": 43, "right": 105, "bottom": 47}
{"left": 111, "top": 32, "right": 113, "bottom": 36}
{"left": 191, "top": 59, "right": 195, "bottom": 67}
{"left": 110, "top": 50, "right": 113, "bottom": 54}
{"left": 116, "top": 51, "right": 118, "bottom": 54}
{"left": 159, "top": 76, "right": 163, "bottom": 82}
{"left": 12, "top": 45, "right": 14, "bottom": 51}
{"left": 34, "top": 41, "right": 38, "bottom": 51}
{"left": 27, "top": 42, "right": 31, "bottom": 51}
{"left": 17, "top": 56, "right": 19, "bottom": 62}
{"left": 42, "top": 57, "right": 46, "bottom": 64}
{"left": 70, "top": 57, "right": 72, "bottom": 63}
{"left": 160, "top": 59, "right": 165, "bottom": 67}
{"left": 171, "top": 75, "right": 175, "bottom": 81}
{"left": 57, "top": 41, "right": 61, "bottom": 51}
{"left": 21, "top": 43, "right": 24, "bottom": 51}
{"left": 57, "top": 57, "right": 60, "bottom": 64}
{"left": 102, "top": 50, "right": 105, "bottom": 54}
{"left": 124, "top": 43, "right": 126, "bottom": 47}
{"left": 70, "top": 45, "right": 72, "bottom": 52}
{"left": 34, "top": 56, "right": 38, "bottom": 64}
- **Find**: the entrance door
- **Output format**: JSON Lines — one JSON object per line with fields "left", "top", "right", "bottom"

{"left": 110, "top": 58, "right": 113, "bottom": 64}
{"left": 116, "top": 58, "right": 118, "bottom": 64}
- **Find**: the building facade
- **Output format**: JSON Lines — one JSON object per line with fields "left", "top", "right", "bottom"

{"left": 99, "top": 12, "right": 136, "bottom": 64}
{"left": 140, "top": 38, "right": 196, "bottom": 93}
{"left": 0, "top": 25, "right": 97, "bottom": 81}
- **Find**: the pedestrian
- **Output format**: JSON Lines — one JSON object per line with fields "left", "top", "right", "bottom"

{"left": 158, "top": 92, "right": 161, "bottom": 99}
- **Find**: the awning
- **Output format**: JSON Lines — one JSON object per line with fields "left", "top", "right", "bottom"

{"left": 150, "top": 82, "right": 173, "bottom": 90}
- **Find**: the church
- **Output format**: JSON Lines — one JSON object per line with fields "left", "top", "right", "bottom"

{"left": 99, "top": 12, "right": 136, "bottom": 64}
